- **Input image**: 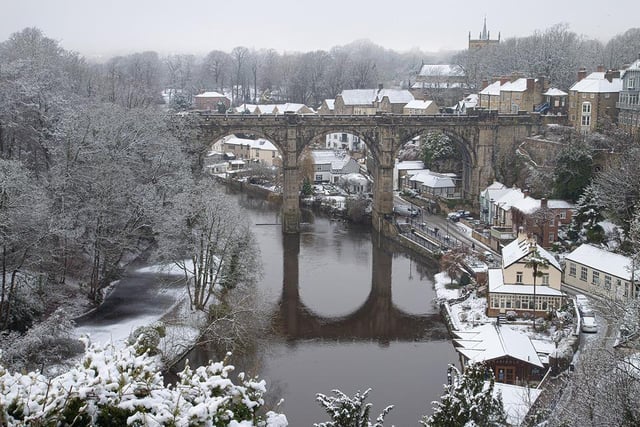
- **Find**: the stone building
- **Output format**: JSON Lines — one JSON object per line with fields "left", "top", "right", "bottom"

{"left": 568, "top": 67, "right": 622, "bottom": 133}
{"left": 194, "top": 91, "right": 231, "bottom": 111}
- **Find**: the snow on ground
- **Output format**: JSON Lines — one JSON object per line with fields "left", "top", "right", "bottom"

{"left": 136, "top": 260, "right": 194, "bottom": 276}
{"left": 433, "top": 272, "right": 460, "bottom": 300}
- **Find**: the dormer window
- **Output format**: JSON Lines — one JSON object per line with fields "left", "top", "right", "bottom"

{"left": 629, "top": 77, "right": 636, "bottom": 90}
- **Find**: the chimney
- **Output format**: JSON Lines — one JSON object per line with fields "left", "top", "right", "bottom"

{"left": 577, "top": 68, "right": 587, "bottom": 81}
{"left": 500, "top": 76, "right": 510, "bottom": 85}
{"left": 510, "top": 71, "right": 520, "bottom": 82}
{"left": 604, "top": 70, "right": 620, "bottom": 82}
{"left": 481, "top": 79, "right": 489, "bottom": 89}
{"left": 526, "top": 78, "right": 535, "bottom": 91}
{"left": 597, "top": 65, "right": 605, "bottom": 73}
{"left": 541, "top": 198, "right": 548, "bottom": 209}
{"left": 523, "top": 188, "right": 530, "bottom": 198}
{"left": 378, "top": 83, "right": 383, "bottom": 92}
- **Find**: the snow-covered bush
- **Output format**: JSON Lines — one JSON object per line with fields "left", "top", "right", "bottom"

{"left": 0, "top": 336, "right": 287, "bottom": 426}
{"left": 315, "top": 388, "right": 393, "bottom": 427}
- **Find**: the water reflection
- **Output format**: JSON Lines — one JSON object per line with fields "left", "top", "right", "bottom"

{"left": 275, "top": 233, "right": 449, "bottom": 344}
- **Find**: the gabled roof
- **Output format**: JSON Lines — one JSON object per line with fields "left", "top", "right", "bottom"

{"left": 409, "top": 170, "right": 456, "bottom": 188}
{"left": 543, "top": 88, "right": 568, "bottom": 97}
{"left": 323, "top": 99, "right": 335, "bottom": 110}
{"left": 452, "top": 323, "right": 543, "bottom": 368}
{"left": 570, "top": 72, "right": 622, "bottom": 93}
{"left": 565, "top": 244, "right": 636, "bottom": 281}
{"left": 479, "top": 80, "right": 504, "bottom": 96}
{"left": 501, "top": 236, "right": 561, "bottom": 271}
{"left": 375, "top": 89, "right": 414, "bottom": 104}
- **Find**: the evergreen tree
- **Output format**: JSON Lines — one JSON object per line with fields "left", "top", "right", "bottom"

{"left": 423, "top": 363, "right": 507, "bottom": 427}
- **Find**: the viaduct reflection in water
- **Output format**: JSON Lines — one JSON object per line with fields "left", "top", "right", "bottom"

{"left": 274, "top": 233, "right": 449, "bottom": 343}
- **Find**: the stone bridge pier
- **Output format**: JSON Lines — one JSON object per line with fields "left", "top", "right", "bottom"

{"left": 196, "top": 112, "right": 547, "bottom": 235}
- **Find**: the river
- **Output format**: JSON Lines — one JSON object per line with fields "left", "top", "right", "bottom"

{"left": 181, "top": 191, "right": 458, "bottom": 426}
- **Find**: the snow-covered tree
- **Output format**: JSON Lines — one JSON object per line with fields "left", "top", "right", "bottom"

{"left": 424, "top": 363, "right": 506, "bottom": 427}
{"left": 154, "top": 182, "right": 258, "bottom": 312}
{"left": 421, "top": 132, "right": 455, "bottom": 170}
{"left": 553, "top": 138, "right": 593, "bottom": 202}
{"left": 314, "top": 388, "right": 393, "bottom": 427}
{"left": 0, "top": 336, "right": 288, "bottom": 426}
{"left": 570, "top": 186, "right": 605, "bottom": 243}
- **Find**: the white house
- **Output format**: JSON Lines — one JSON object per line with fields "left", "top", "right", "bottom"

{"left": 487, "top": 233, "right": 564, "bottom": 317}
{"left": 408, "top": 170, "right": 457, "bottom": 198}
{"left": 310, "top": 150, "right": 360, "bottom": 184}
{"left": 563, "top": 244, "right": 639, "bottom": 300}
{"left": 325, "top": 132, "right": 363, "bottom": 152}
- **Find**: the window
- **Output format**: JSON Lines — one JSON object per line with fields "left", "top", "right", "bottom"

{"left": 315, "top": 174, "right": 323, "bottom": 182}
{"left": 542, "top": 273, "right": 550, "bottom": 285}
{"left": 516, "top": 271, "right": 523, "bottom": 283}
{"left": 549, "top": 232, "right": 555, "bottom": 243}
{"left": 559, "top": 211, "right": 566, "bottom": 220}
{"left": 590, "top": 93, "right": 595, "bottom": 99}
{"left": 629, "top": 77, "right": 636, "bottom": 89}
{"left": 604, "top": 275, "right": 611, "bottom": 290}
{"left": 581, "top": 102, "right": 592, "bottom": 127}
{"left": 580, "top": 266, "right": 588, "bottom": 281}
{"left": 605, "top": 93, "right": 611, "bottom": 99}
{"left": 569, "top": 263, "right": 576, "bottom": 277}
{"left": 592, "top": 271, "right": 600, "bottom": 285}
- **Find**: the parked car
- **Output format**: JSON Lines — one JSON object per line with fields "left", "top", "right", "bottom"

{"left": 394, "top": 205, "right": 418, "bottom": 217}
{"left": 581, "top": 316, "right": 598, "bottom": 333}
{"left": 575, "top": 294, "right": 589, "bottom": 308}
{"left": 447, "top": 212, "right": 460, "bottom": 222}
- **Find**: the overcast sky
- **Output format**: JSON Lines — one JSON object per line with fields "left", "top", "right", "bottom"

{"left": 2, "top": 0, "right": 637, "bottom": 58}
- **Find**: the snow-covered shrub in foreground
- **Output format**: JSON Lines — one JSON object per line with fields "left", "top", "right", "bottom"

{"left": 0, "top": 336, "right": 287, "bottom": 426}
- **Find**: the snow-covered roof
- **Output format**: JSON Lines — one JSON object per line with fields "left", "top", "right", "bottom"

{"left": 195, "top": 91, "right": 229, "bottom": 99}
{"left": 500, "top": 78, "right": 536, "bottom": 92}
{"left": 565, "top": 244, "right": 635, "bottom": 281}
{"left": 278, "top": 103, "right": 314, "bottom": 113}
{"left": 621, "top": 59, "right": 640, "bottom": 78}
{"left": 570, "top": 72, "right": 622, "bottom": 93}
{"left": 510, "top": 197, "right": 574, "bottom": 215}
{"left": 339, "top": 88, "right": 413, "bottom": 105}
{"left": 311, "top": 150, "right": 353, "bottom": 170}
{"left": 257, "top": 104, "right": 278, "bottom": 114}
{"left": 452, "top": 323, "right": 544, "bottom": 368}
{"left": 404, "top": 100, "right": 434, "bottom": 110}
{"left": 409, "top": 170, "right": 456, "bottom": 188}
{"left": 493, "top": 382, "right": 542, "bottom": 426}
{"left": 340, "top": 89, "right": 377, "bottom": 105}
{"left": 501, "top": 236, "right": 561, "bottom": 271}
{"left": 543, "top": 88, "right": 568, "bottom": 97}
{"left": 376, "top": 89, "right": 415, "bottom": 104}
{"left": 396, "top": 160, "right": 425, "bottom": 170}
{"left": 488, "top": 268, "right": 564, "bottom": 296}
{"left": 479, "top": 80, "right": 504, "bottom": 96}
{"left": 323, "top": 99, "right": 335, "bottom": 110}
{"left": 418, "top": 64, "right": 465, "bottom": 77}
{"left": 221, "top": 136, "right": 278, "bottom": 152}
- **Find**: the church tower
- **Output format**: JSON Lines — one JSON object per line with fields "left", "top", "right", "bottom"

{"left": 468, "top": 17, "right": 500, "bottom": 50}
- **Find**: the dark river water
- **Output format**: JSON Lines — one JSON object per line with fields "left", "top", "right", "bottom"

{"left": 77, "top": 188, "right": 458, "bottom": 426}
{"left": 190, "top": 191, "right": 459, "bottom": 426}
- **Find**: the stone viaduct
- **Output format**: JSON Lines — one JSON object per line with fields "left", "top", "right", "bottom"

{"left": 195, "top": 112, "right": 547, "bottom": 235}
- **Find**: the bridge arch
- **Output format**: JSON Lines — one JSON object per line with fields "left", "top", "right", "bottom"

{"left": 195, "top": 113, "right": 545, "bottom": 234}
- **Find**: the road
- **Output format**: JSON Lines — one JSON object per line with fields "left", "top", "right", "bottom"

{"left": 394, "top": 194, "right": 501, "bottom": 264}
